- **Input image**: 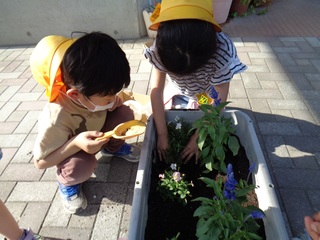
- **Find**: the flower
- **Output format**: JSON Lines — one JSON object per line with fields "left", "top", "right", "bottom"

{"left": 250, "top": 210, "right": 265, "bottom": 219}
{"left": 170, "top": 163, "right": 177, "bottom": 170}
{"left": 209, "top": 85, "right": 221, "bottom": 106}
{"left": 175, "top": 123, "right": 182, "bottom": 130}
{"left": 173, "top": 172, "right": 182, "bottom": 182}
{"left": 224, "top": 164, "right": 238, "bottom": 200}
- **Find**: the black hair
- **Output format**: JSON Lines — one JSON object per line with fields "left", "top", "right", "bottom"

{"left": 156, "top": 19, "right": 217, "bottom": 75}
{"left": 61, "top": 32, "right": 130, "bottom": 96}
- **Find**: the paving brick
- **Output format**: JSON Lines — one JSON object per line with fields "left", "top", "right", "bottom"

{"left": 84, "top": 182, "right": 128, "bottom": 205}
{"left": 18, "top": 202, "right": 50, "bottom": 232}
{"left": 43, "top": 194, "right": 71, "bottom": 228}
{"left": 0, "top": 134, "right": 26, "bottom": 148}
{"left": 0, "top": 101, "right": 21, "bottom": 122}
{"left": 14, "top": 111, "right": 39, "bottom": 134}
{"left": 4, "top": 202, "right": 27, "bottom": 221}
{"left": 91, "top": 204, "right": 123, "bottom": 240}
{"left": 263, "top": 135, "right": 293, "bottom": 168}
{"left": 69, "top": 205, "right": 99, "bottom": 229}
{"left": 306, "top": 37, "right": 320, "bottom": 47}
{"left": 258, "top": 122, "right": 302, "bottom": 136}
{"left": 8, "top": 181, "right": 57, "bottom": 202}
{"left": 246, "top": 89, "right": 283, "bottom": 99}
{"left": 280, "top": 189, "right": 314, "bottom": 237}
{"left": 14, "top": 130, "right": 38, "bottom": 157}
{"left": 40, "top": 227, "right": 91, "bottom": 240}
{"left": 0, "top": 85, "right": 20, "bottom": 101}
{"left": 307, "top": 190, "right": 320, "bottom": 211}
{"left": 267, "top": 99, "right": 308, "bottom": 110}
{"left": 0, "top": 163, "right": 43, "bottom": 181}
{"left": 0, "top": 181, "right": 16, "bottom": 200}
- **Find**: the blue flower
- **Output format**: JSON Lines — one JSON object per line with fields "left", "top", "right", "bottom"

{"left": 250, "top": 211, "right": 265, "bottom": 219}
{"left": 209, "top": 85, "right": 221, "bottom": 106}
{"left": 249, "top": 163, "right": 256, "bottom": 174}
{"left": 224, "top": 164, "right": 238, "bottom": 200}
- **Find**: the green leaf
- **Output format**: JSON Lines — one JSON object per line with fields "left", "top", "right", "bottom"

{"left": 228, "top": 136, "right": 240, "bottom": 156}
{"left": 215, "top": 144, "right": 225, "bottom": 161}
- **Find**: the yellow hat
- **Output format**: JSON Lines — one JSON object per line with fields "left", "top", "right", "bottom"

{"left": 30, "top": 35, "right": 76, "bottom": 102}
{"left": 149, "top": 0, "right": 221, "bottom": 32}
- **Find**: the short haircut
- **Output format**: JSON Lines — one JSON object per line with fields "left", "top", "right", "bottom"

{"left": 61, "top": 32, "right": 130, "bottom": 97}
{"left": 156, "top": 19, "right": 217, "bottom": 75}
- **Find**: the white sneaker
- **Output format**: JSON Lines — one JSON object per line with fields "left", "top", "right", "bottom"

{"left": 101, "top": 143, "right": 141, "bottom": 162}
{"left": 58, "top": 183, "right": 87, "bottom": 214}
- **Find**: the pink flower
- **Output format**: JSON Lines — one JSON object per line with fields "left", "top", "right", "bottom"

{"left": 173, "top": 172, "right": 182, "bottom": 182}
{"left": 159, "top": 174, "right": 165, "bottom": 179}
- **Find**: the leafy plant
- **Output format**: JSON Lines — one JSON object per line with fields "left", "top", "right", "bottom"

{"left": 192, "top": 164, "right": 265, "bottom": 240}
{"left": 164, "top": 116, "right": 194, "bottom": 166}
{"left": 157, "top": 163, "right": 193, "bottom": 205}
{"left": 193, "top": 86, "right": 240, "bottom": 173}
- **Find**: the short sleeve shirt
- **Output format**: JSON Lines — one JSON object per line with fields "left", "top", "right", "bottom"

{"left": 144, "top": 32, "right": 247, "bottom": 100}
{"left": 33, "top": 93, "right": 107, "bottom": 160}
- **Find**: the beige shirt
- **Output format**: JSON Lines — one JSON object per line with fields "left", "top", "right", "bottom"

{"left": 33, "top": 93, "right": 107, "bottom": 160}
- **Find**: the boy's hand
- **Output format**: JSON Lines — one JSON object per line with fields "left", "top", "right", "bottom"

{"left": 74, "top": 131, "right": 109, "bottom": 154}
{"left": 181, "top": 132, "right": 199, "bottom": 163}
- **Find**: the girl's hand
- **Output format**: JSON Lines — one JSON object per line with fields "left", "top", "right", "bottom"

{"left": 157, "top": 134, "right": 169, "bottom": 161}
{"left": 181, "top": 132, "right": 199, "bottom": 163}
{"left": 74, "top": 131, "right": 109, "bottom": 154}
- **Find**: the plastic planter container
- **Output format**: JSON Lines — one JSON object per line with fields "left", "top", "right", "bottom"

{"left": 128, "top": 109, "right": 289, "bottom": 240}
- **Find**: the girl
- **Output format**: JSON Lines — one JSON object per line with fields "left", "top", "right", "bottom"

{"left": 145, "top": 0, "right": 247, "bottom": 162}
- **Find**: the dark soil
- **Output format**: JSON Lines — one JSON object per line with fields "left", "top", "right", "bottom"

{"left": 144, "top": 141, "right": 266, "bottom": 240}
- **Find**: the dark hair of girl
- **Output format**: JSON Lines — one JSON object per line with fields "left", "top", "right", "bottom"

{"left": 156, "top": 19, "right": 217, "bottom": 75}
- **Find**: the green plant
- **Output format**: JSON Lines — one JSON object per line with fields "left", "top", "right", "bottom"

{"left": 164, "top": 116, "right": 194, "bottom": 166}
{"left": 157, "top": 163, "right": 193, "bottom": 205}
{"left": 166, "top": 232, "right": 180, "bottom": 240}
{"left": 192, "top": 164, "right": 265, "bottom": 240}
{"left": 193, "top": 103, "right": 240, "bottom": 173}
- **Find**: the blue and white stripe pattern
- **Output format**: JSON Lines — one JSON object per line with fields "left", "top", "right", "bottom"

{"left": 144, "top": 32, "right": 247, "bottom": 100}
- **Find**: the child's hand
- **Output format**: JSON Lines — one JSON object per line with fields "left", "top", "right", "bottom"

{"left": 305, "top": 212, "right": 320, "bottom": 240}
{"left": 74, "top": 131, "right": 109, "bottom": 154}
{"left": 157, "top": 134, "right": 169, "bottom": 161}
{"left": 181, "top": 132, "right": 199, "bottom": 163}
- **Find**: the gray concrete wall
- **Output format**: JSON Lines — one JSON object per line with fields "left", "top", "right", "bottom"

{"left": 0, "top": 0, "right": 149, "bottom": 46}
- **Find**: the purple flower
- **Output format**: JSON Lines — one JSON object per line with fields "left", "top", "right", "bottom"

{"left": 249, "top": 163, "right": 256, "bottom": 174}
{"left": 224, "top": 164, "right": 238, "bottom": 200}
{"left": 209, "top": 85, "right": 221, "bottom": 106}
{"left": 250, "top": 211, "right": 265, "bottom": 219}
{"left": 173, "top": 172, "right": 182, "bottom": 182}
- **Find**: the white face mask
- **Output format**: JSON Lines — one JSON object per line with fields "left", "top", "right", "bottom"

{"left": 78, "top": 96, "right": 114, "bottom": 112}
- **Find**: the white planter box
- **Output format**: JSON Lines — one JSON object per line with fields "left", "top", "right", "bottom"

{"left": 128, "top": 109, "right": 289, "bottom": 240}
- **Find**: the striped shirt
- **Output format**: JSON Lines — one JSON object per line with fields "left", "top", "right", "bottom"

{"left": 144, "top": 32, "right": 247, "bottom": 101}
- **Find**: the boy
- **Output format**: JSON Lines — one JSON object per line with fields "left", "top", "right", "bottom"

{"left": 31, "top": 32, "right": 140, "bottom": 214}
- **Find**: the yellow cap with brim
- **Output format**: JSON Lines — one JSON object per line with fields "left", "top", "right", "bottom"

{"left": 149, "top": 0, "right": 221, "bottom": 32}
{"left": 30, "top": 36, "right": 76, "bottom": 102}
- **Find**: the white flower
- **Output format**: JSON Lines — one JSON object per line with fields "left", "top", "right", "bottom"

{"left": 170, "top": 163, "right": 177, "bottom": 170}
{"left": 174, "top": 116, "right": 180, "bottom": 122}
{"left": 173, "top": 172, "right": 182, "bottom": 182}
{"left": 176, "top": 123, "right": 182, "bottom": 130}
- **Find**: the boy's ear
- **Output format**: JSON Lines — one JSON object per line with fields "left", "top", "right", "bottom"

{"left": 66, "top": 88, "right": 81, "bottom": 100}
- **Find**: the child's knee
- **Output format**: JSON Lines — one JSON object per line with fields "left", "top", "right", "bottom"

{"left": 57, "top": 151, "right": 97, "bottom": 185}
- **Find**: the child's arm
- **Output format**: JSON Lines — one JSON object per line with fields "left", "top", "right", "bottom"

{"left": 214, "top": 82, "right": 230, "bottom": 103}
{"left": 34, "top": 131, "right": 108, "bottom": 169}
{"left": 150, "top": 69, "right": 168, "bottom": 161}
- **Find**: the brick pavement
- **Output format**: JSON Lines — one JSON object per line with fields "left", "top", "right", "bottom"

{"left": 1, "top": 0, "right": 320, "bottom": 239}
